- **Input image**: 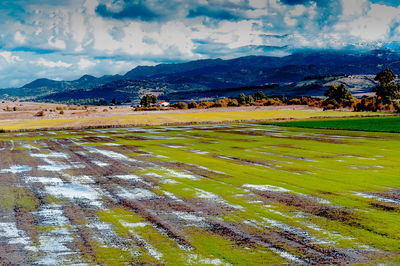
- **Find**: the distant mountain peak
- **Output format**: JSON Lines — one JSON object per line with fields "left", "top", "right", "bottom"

{"left": 77, "top": 74, "right": 97, "bottom": 81}
{"left": 22, "top": 78, "right": 62, "bottom": 89}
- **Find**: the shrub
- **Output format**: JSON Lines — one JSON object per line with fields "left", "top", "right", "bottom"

{"left": 188, "top": 102, "right": 198, "bottom": 109}
{"left": 103, "top": 109, "right": 108, "bottom": 112}
{"left": 59, "top": 110, "right": 64, "bottom": 115}
{"left": 263, "top": 98, "right": 283, "bottom": 106}
{"left": 287, "top": 98, "right": 301, "bottom": 105}
{"left": 227, "top": 99, "right": 239, "bottom": 107}
{"left": 198, "top": 102, "right": 214, "bottom": 109}
{"left": 172, "top": 102, "right": 188, "bottom": 109}
{"left": 35, "top": 111, "right": 45, "bottom": 117}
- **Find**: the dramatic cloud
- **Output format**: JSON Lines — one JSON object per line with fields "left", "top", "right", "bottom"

{"left": 95, "top": 2, "right": 159, "bottom": 21}
{"left": 0, "top": 0, "right": 398, "bottom": 87}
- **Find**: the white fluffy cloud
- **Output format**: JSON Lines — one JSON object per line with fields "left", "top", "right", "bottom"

{"left": 33, "top": 58, "right": 72, "bottom": 68}
{"left": 0, "top": 52, "right": 22, "bottom": 64}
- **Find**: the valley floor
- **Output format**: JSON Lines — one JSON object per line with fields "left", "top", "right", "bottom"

{"left": 0, "top": 102, "right": 390, "bottom": 131}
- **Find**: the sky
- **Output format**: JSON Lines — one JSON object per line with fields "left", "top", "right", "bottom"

{"left": 0, "top": 0, "right": 399, "bottom": 87}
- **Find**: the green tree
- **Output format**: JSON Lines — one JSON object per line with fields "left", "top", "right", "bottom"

{"left": 245, "top": 95, "right": 255, "bottom": 105}
{"left": 238, "top": 93, "right": 246, "bottom": 105}
{"left": 374, "top": 69, "right": 400, "bottom": 103}
{"left": 140, "top": 95, "right": 154, "bottom": 107}
{"left": 254, "top": 91, "right": 265, "bottom": 101}
{"left": 151, "top": 95, "right": 157, "bottom": 104}
{"left": 324, "top": 84, "right": 353, "bottom": 106}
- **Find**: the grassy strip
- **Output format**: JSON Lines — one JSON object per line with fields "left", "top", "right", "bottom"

{"left": 0, "top": 109, "right": 391, "bottom": 132}
{"left": 265, "top": 115, "right": 400, "bottom": 133}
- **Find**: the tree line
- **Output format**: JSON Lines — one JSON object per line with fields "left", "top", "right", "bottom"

{"left": 167, "top": 69, "right": 400, "bottom": 112}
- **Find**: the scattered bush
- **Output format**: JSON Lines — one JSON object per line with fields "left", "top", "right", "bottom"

{"left": 188, "top": 102, "right": 198, "bottom": 109}
{"left": 59, "top": 110, "right": 64, "bottom": 115}
{"left": 227, "top": 99, "right": 239, "bottom": 107}
{"left": 172, "top": 102, "right": 188, "bottom": 109}
{"left": 35, "top": 111, "right": 45, "bottom": 117}
{"left": 198, "top": 102, "right": 214, "bottom": 109}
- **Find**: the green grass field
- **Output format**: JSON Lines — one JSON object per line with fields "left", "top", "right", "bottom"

{"left": 266, "top": 115, "right": 400, "bottom": 132}
{"left": 0, "top": 122, "right": 399, "bottom": 264}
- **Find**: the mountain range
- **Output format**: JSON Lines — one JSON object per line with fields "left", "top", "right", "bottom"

{"left": 1, "top": 49, "right": 399, "bottom": 104}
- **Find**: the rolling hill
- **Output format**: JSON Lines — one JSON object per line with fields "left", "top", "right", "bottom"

{"left": 0, "top": 49, "right": 397, "bottom": 103}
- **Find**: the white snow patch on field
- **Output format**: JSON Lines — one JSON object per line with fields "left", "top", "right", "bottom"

{"left": 38, "top": 163, "right": 83, "bottom": 172}
{"left": 87, "top": 147, "right": 133, "bottom": 161}
{"left": 31, "top": 151, "right": 69, "bottom": 159}
{"left": 172, "top": 211, "right": 206, "bottom": 224}
{"left": 35, "top": 228, "right": 75, "bottom": 265}
{"left": 92, "top": 160, "right": 110, "bottom": 167}
{"left": 188, "top": 149, "right": 209, "bottom": 155}
{"left": 355, "top": 192, "right": 400, "bottom": 205}
{"left": 0, "top": 165, "right": 32, "bottom": 173}
{"left": 34, "top": 205, "right": 69, "bottom": 226}
{"left": 19, "top": 141, "right": 39, "bottom": 150}
{"left": 69, "top": 175, "right": 95, "bottom": 184}
{"left": 46, "top": 184, "right": 100, "bottom": 205}
{"left": 113, "top": 174, "right": 153, "bottom": 186}
{"left": 165, "top": 169, "right": 199, "bottom": 180}
{"left": 263, "top": 218, "right": 331, "bottom": 245}
{"left": 0, "top": 221, "right": 36, "bottom": 251}
{"left": 144, "top": 172, "right": 177, "bottom": 184}
{"left": 120, "top": 221, "right": 149, "bottom": 228}
{"left": 164, "top": 145, "right": 184, "bottom": 148}
{"left": 104, "top": 143, "right": 121, "bottom": 146}
{"left": 269, "top": 248, "right": 306, "bottom": 264}
{"left": 162, "top": 191, "right": 183, "bottom": 202}
{"left": 32, "top": 204, "right": 82, "bottom": 265}
{"left": 300, "top": 221, "right": 354, "bottom": 243}
{"left": 25, "top": 176, "right": 64, "bottom": 184}
{"left": 118, "top": 187, "right": 156, "bottom": 200}
{"left": 37, "top": 157, "right": 85, "bottom": 172}
{"left": 144, "top": 172, "right": 163, "bottom": 178}
{"left": 0, "top": 222, "right": 22, "bottom": 238}
{"left": 129, "top": 230, "right": 163, "bottom": 260}
{"left": 113, "top": 174, "right": 142, "bottom": 181}
{"left": 187, "top": 254, "right": 227, "bottom": 265}
{"left": 195, "top": 189, "right": 244, "bottom": 211}
{"left": 242, "top": 184, "right": 290, "bottom": 193}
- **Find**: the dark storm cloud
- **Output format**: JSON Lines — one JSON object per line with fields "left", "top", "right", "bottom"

{"left": 280, "top": 0, "right": 331, "bottom": 7}
{"left": 95, "top": 1, "right": 160, "bottom": 21}
{"left": 259, "top": 34, "right": 290, "bottom": 39}
{"left": 193, "top": 39, "right": 289, "bottom": 58}
{"left": 187, "top": 6, "right": 240, "bottom": 21}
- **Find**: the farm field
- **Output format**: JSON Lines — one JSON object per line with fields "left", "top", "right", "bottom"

{"left": 0, "top": 123, "right": 399, "bottom": 264}
{"left": 267, "top": 115, "right": 400, "bottom": 133}
{"left": 0, "top": 108, "right": 385, "bottom": 131}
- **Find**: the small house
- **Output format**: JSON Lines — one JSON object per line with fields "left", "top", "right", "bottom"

{"left": 157, "top": 101, "right": 170, "bottom": 107}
